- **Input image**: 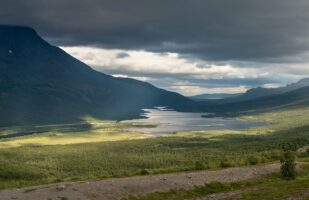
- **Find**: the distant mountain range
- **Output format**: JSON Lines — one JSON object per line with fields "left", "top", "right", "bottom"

{"left": 191, "top": 78, "right": 309, "bottom": 101}
{"left": 210, "top": 85, "right": 309, "bottom": 115}
{"left": 1, "top": 25, "right": 309, "bottom": 127}
{"left": 221, "top": 78, "right": 309, "bottom": 103}
{"left": 0, "top": 25, "right": 192, "bottom": 126}
{"left": 196, "top": 79, "right": 309, "bottom": 115}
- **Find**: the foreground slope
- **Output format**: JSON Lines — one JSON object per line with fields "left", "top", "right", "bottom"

{"left": 0, "top": 25, "right": 192, "bottom": 126}
{"left": 0, "top": 163, "right": 283, "bottom": 200}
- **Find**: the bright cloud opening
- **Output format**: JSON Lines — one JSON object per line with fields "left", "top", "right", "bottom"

{"left": 61, "top": 46, "right": 309, "bottom": 95}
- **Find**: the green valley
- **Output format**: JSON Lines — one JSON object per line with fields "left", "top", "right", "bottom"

{"left": 0, "top": 107, "right": 308, "bottom": 191}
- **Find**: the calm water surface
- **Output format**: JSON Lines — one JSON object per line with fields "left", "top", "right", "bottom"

{"left": 122, "top": 108, "right": 267, "bottom": 135}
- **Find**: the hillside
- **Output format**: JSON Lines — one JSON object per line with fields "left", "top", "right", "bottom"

{"left": 0, "top": 25, "right": 192, "bottom": 126}
{"left": 221, "top": 78, "right": 309, "bottom": 103}
{"left": 201, "top": 86, "right": 309, "bottom": 115}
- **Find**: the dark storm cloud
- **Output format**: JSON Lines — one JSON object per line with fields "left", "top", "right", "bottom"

{"left": 2, "top": 0, "right": 309, "bottom": 62}
{"left": 116, "top": 52, "right": 130, "bottom": 58}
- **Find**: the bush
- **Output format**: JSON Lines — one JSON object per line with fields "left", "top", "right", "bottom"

{"left": 220, "top": 159, "right": 233, "bottom": 168}
{"left": 140, "top": 169, "right": 149, "bottom": 175}
{"left": 248, "top": 156, "right": 259, "bottom": 165}
{"left": 195, "top": 161, "right": 206, "bottom": 170}
{"left": 280, "top": 151, "right": 296, "bottom": 179}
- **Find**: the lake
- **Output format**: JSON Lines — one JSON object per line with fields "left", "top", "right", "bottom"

{"left": 121, "top": 107, "right": 267, "bottom": 135}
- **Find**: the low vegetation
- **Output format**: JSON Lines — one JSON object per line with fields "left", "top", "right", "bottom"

{"left": 280, "top": 151, "right": 296, "bottom": 179}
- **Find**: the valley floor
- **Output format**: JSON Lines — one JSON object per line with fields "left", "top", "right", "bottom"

{"left": 0, "top": 107, "right": 309, "bottom": 199}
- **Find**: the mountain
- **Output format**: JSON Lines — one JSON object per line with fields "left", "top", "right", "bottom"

{"left": 219, "top": 78, "right": 309, "bottom": 104}
{"left": 190, "top": 93, "right": 242, "bottom": 100}
{"left": 0, "top": 25, "right": 192, "bottom": 126}
{"left": 200, "top": 86, "right": 309, "bottom": 115}
{"left": 1, "top": 25, "right": 309, "bottom": 127}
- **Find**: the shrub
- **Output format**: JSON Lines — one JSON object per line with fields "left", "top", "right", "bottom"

{"left": 220, "top": 159, "right": 233, "bottom": 168}
{"left": 195, "top": 161, "right": 205, "bottom": 170}
{"left": 280, "top": 151, "right": 296, "bottom": 179}
{"left": 140, "top": 169, "right": 149, "bottom": 175}
{"left": 248, "top": 156, "right": 259, "bottom": 165}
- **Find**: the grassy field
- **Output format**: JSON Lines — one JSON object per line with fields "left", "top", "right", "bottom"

{"left": 0, "top": 108, "right": 308, "bottom": 190}
{"left": 0, "top": 118, "right": 147, "bottom": 148}
{"left": 125, "top": 164, "right": 309, "bottom": 200}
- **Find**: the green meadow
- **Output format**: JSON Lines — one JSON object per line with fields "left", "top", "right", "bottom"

{"left": 0, "top": 108, "right": 308, "bottom": 189}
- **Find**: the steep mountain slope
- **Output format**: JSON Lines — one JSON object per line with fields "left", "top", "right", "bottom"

{"left": 0, "top": 25, "right": 192, "bottom": 126}
{"left": 1, "top": 25, "right": 309, "bottom": 127}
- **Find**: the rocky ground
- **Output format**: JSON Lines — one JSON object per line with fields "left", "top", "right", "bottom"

{"left": 0, "top": 163, "right": 281, "bottom": 200}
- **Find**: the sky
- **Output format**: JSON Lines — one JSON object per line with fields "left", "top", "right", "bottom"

{"left": 1, "top": 0, "right": 309, "bottom": 96}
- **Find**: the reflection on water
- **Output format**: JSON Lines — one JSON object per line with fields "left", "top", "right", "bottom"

{"left": 121, "top": 107, "right": 267, "bottom": 135}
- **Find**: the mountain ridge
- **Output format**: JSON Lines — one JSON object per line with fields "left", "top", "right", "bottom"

{"left": 221, "top": 78, "right": 309, "bottom": 103}
{"left": 1, "top": 25, "right": 309, "bottom": 126}
{"left": 189, "top": 78, "right": 309, "bottom": 101}
{"left": 0, "top": 25, "right": 192, "bottom": 126}
{"left": 198, "top": 85, "right": 309, "bottom": 115}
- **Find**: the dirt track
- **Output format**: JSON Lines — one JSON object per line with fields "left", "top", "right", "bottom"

{"left": 0, "top": 163, "right": 281, "bottom": 200}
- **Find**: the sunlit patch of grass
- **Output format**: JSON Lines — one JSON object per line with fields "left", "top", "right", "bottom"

{"left": 82, "top": 116, "right": 116, "bottom": 127}
{"left": 0, "top": 131, "right": 145, "bottom": 148}
{"left": 174, "top": 130, "right": 245, "bottom": 138}
{"left": 240, "top": 107, "right": 309, "bottom": 131}
{"left": 0, "top": 119, "right": 146, "bottom": 148}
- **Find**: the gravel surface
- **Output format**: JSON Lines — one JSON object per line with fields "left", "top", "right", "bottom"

{"left": 0, "top": 163, "right": 281, "bottom": 200}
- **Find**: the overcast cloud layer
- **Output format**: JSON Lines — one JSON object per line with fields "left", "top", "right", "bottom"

{"left": 2, "top": 0, "right": 309, "bottom": 95}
